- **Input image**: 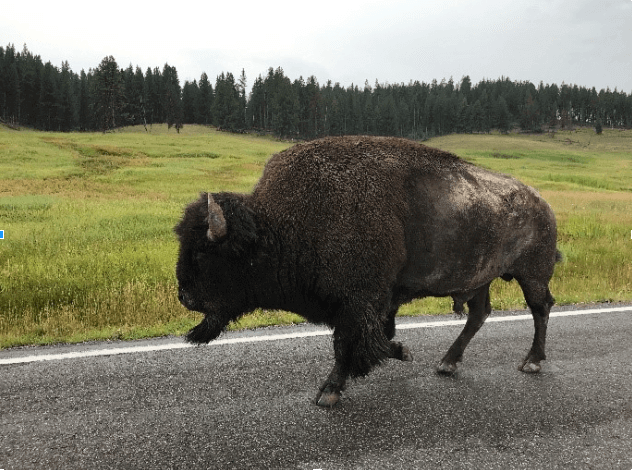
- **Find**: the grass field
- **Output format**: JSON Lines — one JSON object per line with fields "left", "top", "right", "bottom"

{"left": 1, "top": 125, "right": 631, "bottom": 348}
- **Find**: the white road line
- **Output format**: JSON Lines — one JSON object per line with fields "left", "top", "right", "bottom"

{"left": 397, "top": 306, "right": 632, "bottom": 330}
{"left": 1, "top": 306, "right": 630, "bottom": 366}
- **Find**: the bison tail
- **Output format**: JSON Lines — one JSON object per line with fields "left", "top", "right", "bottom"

{"left": 555, "top": 249, "right": 563, "bottom": 263}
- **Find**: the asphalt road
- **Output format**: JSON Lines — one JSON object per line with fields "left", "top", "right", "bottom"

{"left": 1, "top": 305, "right": 631, "bottom": 469}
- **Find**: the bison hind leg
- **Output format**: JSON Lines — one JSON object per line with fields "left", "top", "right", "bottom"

{"left": 518, "top": 280, "right": 555, "bottom": 373}
{"left": 438, "top": 283, "right": 492, "bottom": 375}
{"left": 388, "top": 341, "right": 413, "bottom": 362}
{"left": 451, "top": 291, "right": 477, "bottom": 316}
{"left": 383, "top": 310, "right": 413, "bottom": 362}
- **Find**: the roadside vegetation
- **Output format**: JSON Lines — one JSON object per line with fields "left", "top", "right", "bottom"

{"left": 1, "top": 125, "right": 630, "bottom": 348}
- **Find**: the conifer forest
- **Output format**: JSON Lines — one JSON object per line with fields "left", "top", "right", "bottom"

{"left": 2, "top": 44, "right": 632, "bottom": 137}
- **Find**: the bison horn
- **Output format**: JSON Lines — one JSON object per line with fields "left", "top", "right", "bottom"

{"left": 206, "top": 193, "right": 227, "bottom": 241}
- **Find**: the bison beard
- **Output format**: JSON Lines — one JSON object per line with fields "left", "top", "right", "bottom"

{"left": 174, "top": 136, "right": 562, "bottom": 407}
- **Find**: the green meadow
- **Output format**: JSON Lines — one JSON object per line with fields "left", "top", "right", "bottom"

{"left": 1, "top": 125, "right": 631, "bottom": 348}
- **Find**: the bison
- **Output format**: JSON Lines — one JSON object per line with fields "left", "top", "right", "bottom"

{"left": 174, "top": 136, "right": 561, "bottom": 407}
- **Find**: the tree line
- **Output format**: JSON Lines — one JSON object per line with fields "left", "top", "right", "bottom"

{"left": 2, "top": 43, "right": 632, "bottom": 137}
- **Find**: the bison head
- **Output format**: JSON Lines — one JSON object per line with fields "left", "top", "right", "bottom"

{"left": 174, "top": 192, "right": 258, "bottom": 343}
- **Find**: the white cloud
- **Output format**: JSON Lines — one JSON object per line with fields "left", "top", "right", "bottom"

{"left": 2, "top": 0, "right": 631, "bottom": 91}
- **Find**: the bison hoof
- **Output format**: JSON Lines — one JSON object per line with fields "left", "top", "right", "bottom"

{"left": 436, "top": 361, "right": 458, "bottom": 376}
{"left": 316, "top": 391, "right": 341, "bottom": 407}
{"left": 519, "top": 361, "right": 541, "bottom": 373}
{"left": 315, "top": 383, "right": 342, "bottom": 407}
{"left": 401, "top": 346, "right": 413, "bottom": 362}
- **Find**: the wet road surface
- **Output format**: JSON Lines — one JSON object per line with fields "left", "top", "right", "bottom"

{"left": 1, "top": 306, "right": 631, "bottom": 469}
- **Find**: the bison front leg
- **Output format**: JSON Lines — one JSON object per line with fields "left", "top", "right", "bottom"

{"left": 316, "top": 344, "right": 406, "bottom": 407}
{"left": 315, "top": 362, "right": 347, "bottom": 407}
{"left": 315, "top": 332, "right": 351, "bottom": 407}
{"left": 437, "top": 283, "right": 491, "bottom": 375}
{"left": 315, "top": 306, "right": 394, "bottom": 407}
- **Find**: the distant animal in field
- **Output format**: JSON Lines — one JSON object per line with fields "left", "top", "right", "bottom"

{"left": 174, "top": 136, "right": 562, "bottom": 407}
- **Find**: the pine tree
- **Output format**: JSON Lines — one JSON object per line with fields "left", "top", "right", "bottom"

{"left": 4, "top": 61, "right": 20, "bottom": 124}
{"left": 238, "top": 68, "right": 247, "bottom": 128}
{"left": 470, "top": 99, "right": 484, "bottom": 133}
{"left": 198, "top": 73, "right": 213, "bottom": 125}
{"left": 133, "top": 66, "right": 147, "bottom": 128}
{"left": 0, "top": 46, "right": 5, "bottom": 119}
{"left": 57, "top": 61, "right": 76, "bottom": 131}
{"left": 0, "top": 45, "right": 21, "bottom": 124}
{"left": 306, "top": 75, "right": 321, "bottom": 137}
{"left": 78, "top": 70, "right": 90, "bottom": 130}
{"left": 265, "top": 67, "right": 299, "bottom": 137}
{"left": 247, "top": 75, "right": 266, "bottom": 130}
{"left": 17, "top": 46, "right": 42, "bottom": 127}
{"left": 595, "top": 120, "right": 603, "bottom": 134}
{"left": 520, "top": 87, "right": 541, "bottom": 132}
{"left": 495, "top": 96, "right": 511, "bottom": 133}
{"left": 162, "top": 64, "right": 183, "bottom": 131}
{"left": 37, "top": 62, "right": 58, "bottom": 130}
{"left": 121, "top": 64, "right": 146, "bottom": 126}
{"left": 93, "top": 56, "right": 124, "bottom": 131}
{"left": 213, "top": 72, "right": 243, "bottom": 131}
{"left": 145, "top": 67, "right": 163, "bottom": 124}
{"left": 272, "top": 74, "right": 299, "bottom": 137}
{"left": 182, "top": 80, "right": 200, "bottom": 123}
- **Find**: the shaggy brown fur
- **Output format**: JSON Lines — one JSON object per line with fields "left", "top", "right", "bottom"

{"left": 174, "top": 136, "right": 561, "bottom": 406}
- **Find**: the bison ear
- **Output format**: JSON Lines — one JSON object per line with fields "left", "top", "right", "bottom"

{"left": 206, "top": 193, "right": 228, "bottom": 242}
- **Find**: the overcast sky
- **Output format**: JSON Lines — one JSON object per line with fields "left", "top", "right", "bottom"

{"left": 3, "top": 0, "right": 632, "bottom": 94}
